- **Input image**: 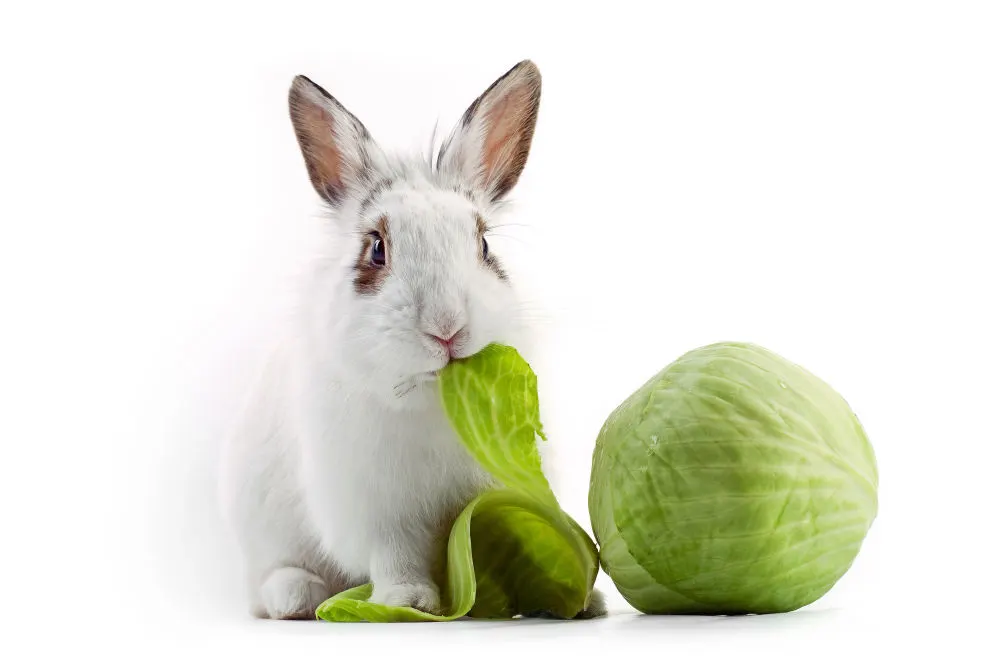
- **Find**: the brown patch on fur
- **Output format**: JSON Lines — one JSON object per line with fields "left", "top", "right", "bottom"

{"left": 476, "top": 214, "right": 508, "bottom": 282}
{"left": 485, "top": 255, "right": 509, "bottom": 282}
{"left": 353, "top": 215, "right": 390, "bottom": 295}
{"left": 359, "top": 177, "right": 395, "bottom": 213}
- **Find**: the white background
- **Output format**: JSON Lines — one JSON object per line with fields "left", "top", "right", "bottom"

{"left": 2, "top": 1, "right": 997, "bottom": 669}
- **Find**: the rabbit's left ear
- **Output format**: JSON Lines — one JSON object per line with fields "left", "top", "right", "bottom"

{"left": 437, "top": 60, "right": 542, "bottom": 202}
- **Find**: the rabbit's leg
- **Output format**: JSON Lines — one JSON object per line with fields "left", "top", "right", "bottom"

{"left": 258, "top": 566, "right": 331, "bottom": 620}
{"left": 368, "top": 528, "right": 441, "bottom": 614}
{"left": 239, "top": 522, "right": 351, "bottom": 619}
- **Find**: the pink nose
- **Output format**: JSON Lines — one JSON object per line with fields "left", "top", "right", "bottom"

{"left": 427, "top": 328, "right": 464, "bottom": 356}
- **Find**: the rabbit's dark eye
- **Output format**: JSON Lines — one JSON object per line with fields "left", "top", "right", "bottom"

{"left": 481, "top": 236, "right": 489, "bottom": 260}
{"left": 370, "top": 233, "right": 386, "bottom": 266}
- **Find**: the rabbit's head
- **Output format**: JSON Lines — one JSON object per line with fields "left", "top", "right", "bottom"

{"left": 289, "top": 61, "right": 541, "bottom": 407}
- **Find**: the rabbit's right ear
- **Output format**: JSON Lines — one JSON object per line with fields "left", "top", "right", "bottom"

{"left": 289, "top": 76, "right": 381, "bottom": 207}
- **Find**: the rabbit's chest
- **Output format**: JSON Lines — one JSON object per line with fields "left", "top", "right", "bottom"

{"left": 304, "top": 403, "right": 491, "bottom": 523}
{"left": 300, "top": 404, "right": 491, "bottom": 576}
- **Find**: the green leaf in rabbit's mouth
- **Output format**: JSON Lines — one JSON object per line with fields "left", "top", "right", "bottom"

{"left": 315, "top": 343, "right": 599, "bottom": 622}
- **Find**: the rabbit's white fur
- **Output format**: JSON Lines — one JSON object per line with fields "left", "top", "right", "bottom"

{"left": 219, "top": 62, "right": 543, "bottom": 619}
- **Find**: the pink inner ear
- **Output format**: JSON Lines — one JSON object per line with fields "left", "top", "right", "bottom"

{"left": 480, "top": 86, "right": 532, "bottom": 188}
{"left": 293, "top": 96, "right": 345, "bottom": 196}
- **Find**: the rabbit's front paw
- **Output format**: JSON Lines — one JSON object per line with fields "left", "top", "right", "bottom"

{"left": 370, "top": 581, "right": 441, "bottom": 614}
{"left": 259, "top": 567, "right": 330, "bottom": 620}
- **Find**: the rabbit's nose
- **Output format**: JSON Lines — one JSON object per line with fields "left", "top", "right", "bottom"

{"left": 425, "top": 325, "right": 467, "bottom": 358}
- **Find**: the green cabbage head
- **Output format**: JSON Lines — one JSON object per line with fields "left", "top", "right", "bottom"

{"left": 589, "top": 342, "right": 878, "bottom": 614}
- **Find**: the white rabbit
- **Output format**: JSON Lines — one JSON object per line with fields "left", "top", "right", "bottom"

{"left": 219, "top": 61, "right": 546, "bottom": 619}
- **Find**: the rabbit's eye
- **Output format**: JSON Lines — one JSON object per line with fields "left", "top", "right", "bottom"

{"left": 481, "top": 236, "right": 489, "bottom": 260}
{"left": 370, "top": 233, "right": 386, "bottom": 266}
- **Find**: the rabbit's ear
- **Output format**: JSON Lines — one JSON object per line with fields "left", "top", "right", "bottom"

{"left": 289, "top": 76, "right": 380, "bottom": 207}
{"left": 437, "top": 60, "right": 541, "bottom": 202}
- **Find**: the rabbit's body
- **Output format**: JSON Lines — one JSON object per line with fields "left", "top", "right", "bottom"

{"left": 220, "top": 62, "right": 543, "bottom": 619}
{"left": 221, "top": 331, "right": 492, "bottom": 618}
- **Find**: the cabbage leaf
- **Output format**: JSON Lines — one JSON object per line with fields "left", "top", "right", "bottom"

{"left": 316, "top": 344, "right": 598, "bottom": 622}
